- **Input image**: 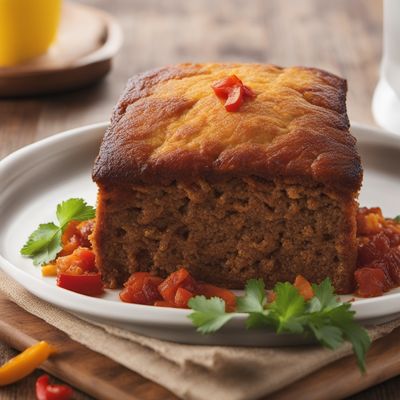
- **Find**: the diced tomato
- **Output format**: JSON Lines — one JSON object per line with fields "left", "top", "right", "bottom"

{"left": 58, "top": 220, "right": 81, "bottom": 257}
{"left": 73, "top": 248, "right": 96, "bottom": 271}
{"left": 294, "top": 275, "right": 314, "bottom": 300}
{"left": 180, "top": 274, "right": 199, "bottom": 293}
{"left": 124, "top": 272, "right": 153, "bottom": 292}
{"left": 158, "top": 267, "right": 190, "bottom": 303}
{"left": 373, "top": 262, "right": 395, "bottom": 291}
{"left": 175, "top": 287, "right": 194, "bottom": 308}
{"left": 76, "top": 219, "right": 95, "bottom": 247}
{"left": 224, "top": 85, "right": 244, "bottom": 112}
{"left": 357, "top": 233, "right": 391, "bottom": 266}
{"left": 357, "top": 208, "right": 384, "bottom": 235}
{"left": 120, "top": 286, "right": 147, "bottom": 304}
{"left": 120, "top": 267, "right": 238, "bottom": 310}
{"left": 58, "top": 241, "right": 79, "bottom": 257}
{"left": 198, "top": 283, "right": 236, "bottom": 311}
{"left": 355, "top": 267, "right": 386, "bottom": 297}
{"left": 120, "top": 273, "right": 163, "bottom": 305}
{"left": 142, "top": 278, "right": 163, "bottom": 304}
{"left": 355, "top": 208, "right": 400, "bottom": 297}
{"left": 61, "top": 221, "right": 80, "bottom": 246}
{"left": 57, "top": 273, "right": 103, "bottom": 296}
{"left": 59, "top": 219, "right": 94, "bottom": 256}
{"left": 385, "top": 247, "right": 400, "bottom": 285}
{"left": 56, "top": 247, "right": 96, "bottom": 275}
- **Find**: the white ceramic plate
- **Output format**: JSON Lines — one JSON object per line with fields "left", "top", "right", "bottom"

{"left": 0, "top": 122, "right": 399, "bottom": 346}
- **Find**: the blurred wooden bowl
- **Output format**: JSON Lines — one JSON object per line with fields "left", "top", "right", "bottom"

{"left": 0, "top": 1, "right": 123, "bottom": 97}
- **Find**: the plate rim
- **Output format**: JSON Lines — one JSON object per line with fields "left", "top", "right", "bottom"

{"left": 1, "top": 121, "right": 400, "bottom": 327}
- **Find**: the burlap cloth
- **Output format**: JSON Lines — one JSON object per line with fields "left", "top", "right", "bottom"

{"left": 1, "top": 270, "right": 399, "bottom": 400}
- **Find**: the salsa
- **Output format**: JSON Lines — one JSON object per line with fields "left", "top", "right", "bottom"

{"left": 355, "top": 207, "right": 400, "bottom": 297}
{"left": 52, "top": 219, "right": 103, "bottom": 296}
{"left": 47, "top": 209, "right": 400, "bottom": 303}
{"left": 120, "top": 267, "right": 237, "bottom": 311}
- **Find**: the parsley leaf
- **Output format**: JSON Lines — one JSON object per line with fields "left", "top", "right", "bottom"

{"left": 20, "top": 198, "right": 95, "bottom": 265}
{"left": 311, "top": 278, "right": 339, "bottom": 310}
{"left": 188, "top": 277, "right": 371, "bottom": 372}
{"left": 236, "top": 279, "right": 271, "bottom": 329}
{"left": 268, "top": 282, "right": 306, "bottom": 333}
{"left": 188, "top": 296, "right": 237, "bottom": 333}
{"left": 326, "top": 303, "right": 371, "bottom": 372}
{"left": 56, "top": 198, "right": 95, "bottom": 229}
{"left": 236, "top": 279, "right": 266, "bottom": 313}
{"left": 20, "top": 223, "right": 62, "bottom": 266}
{"left": 394, "top": 215, "right": 400, "bottom": 223}
{"left": 245, "top": 312, "right": 270, "bottom": 329}
{"left": 308, "top": 323, "right": 344, "bottom": 349}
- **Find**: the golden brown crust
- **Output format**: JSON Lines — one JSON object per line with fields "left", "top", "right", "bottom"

{"left": 92, "top": 63, "right": 362, "bottom": 194}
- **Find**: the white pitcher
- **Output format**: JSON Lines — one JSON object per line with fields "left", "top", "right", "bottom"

{"left": 372, "top": 0, "right": 400, "bottom": 134}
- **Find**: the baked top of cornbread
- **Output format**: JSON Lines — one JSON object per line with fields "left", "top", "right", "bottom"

{"left": 92, "top": 63, "right": 362, "bottom": 193}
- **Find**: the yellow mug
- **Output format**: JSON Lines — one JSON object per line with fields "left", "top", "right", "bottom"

{"left": 0, "top": 0, "right": 62, "bottom": 66}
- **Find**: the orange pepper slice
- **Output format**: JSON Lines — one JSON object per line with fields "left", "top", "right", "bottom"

{"left": 0, "top": 341, "right": 56, "bottom": 386}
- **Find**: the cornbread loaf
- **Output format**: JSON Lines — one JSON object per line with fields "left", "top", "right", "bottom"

{"left": 92, "top": 63, "right": 362, "bottom": 293}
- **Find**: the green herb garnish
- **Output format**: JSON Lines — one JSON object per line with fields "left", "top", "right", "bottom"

{"left": 188, "top": 278, "right": 370, "bottom": 372}
{"left": 20, "top": 198, "right": 95, "bottom": 265}
{"left": 394, "top": 215, "right": 400, "bottom": 223}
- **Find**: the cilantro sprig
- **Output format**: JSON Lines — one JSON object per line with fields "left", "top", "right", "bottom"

{"left": 20, "top": 198, "right": 95, "bottom": 265}
{"left": 188, "top": 278, "right": 371, "bottom": 372}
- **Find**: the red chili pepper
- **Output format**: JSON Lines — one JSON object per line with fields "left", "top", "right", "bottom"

{"left": 36, "top": 374, "right": 48, "bottom": 400}
{"left": 211, "top": 74, "right": 255, "bottom": 112}
{"left": 224, "top": 85, "right": 244, "bottom": 112}
{"left": 57, "top": 273, "right": 103, "bottom": 296}
{"left": 211, "top": 74, "right": 243, "bottom": 98}
{"left": 36, "top": 374, "right": 73, "bottom": 400}
{"left": 45, "top": 384, "right": 74, "bottom": 400}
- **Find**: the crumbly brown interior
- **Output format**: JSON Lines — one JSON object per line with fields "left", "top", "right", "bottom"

{"left": 93, "top": 177, "right": 357, "bottom": 293}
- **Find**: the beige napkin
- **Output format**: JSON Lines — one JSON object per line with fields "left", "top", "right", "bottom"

{"left": 0, "top": 269, "right": 399, "bottom": 400}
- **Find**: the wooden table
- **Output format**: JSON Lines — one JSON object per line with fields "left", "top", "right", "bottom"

{"left": 0, "top": 0, "right": 396, "bottom": 398}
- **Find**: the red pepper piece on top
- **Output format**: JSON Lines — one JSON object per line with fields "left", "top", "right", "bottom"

{"left": 211, "top": 74, "right": 243, "bottom": 99}
{"left": 224, "top": 85, "right": 244, "bottom": 112}
{"left": 211, "top": 74, "right": 256, "bottom": 112}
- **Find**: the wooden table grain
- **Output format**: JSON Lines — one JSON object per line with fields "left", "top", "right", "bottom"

{"left": 0, "top": 0, "right": 395, "bottom": 398}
